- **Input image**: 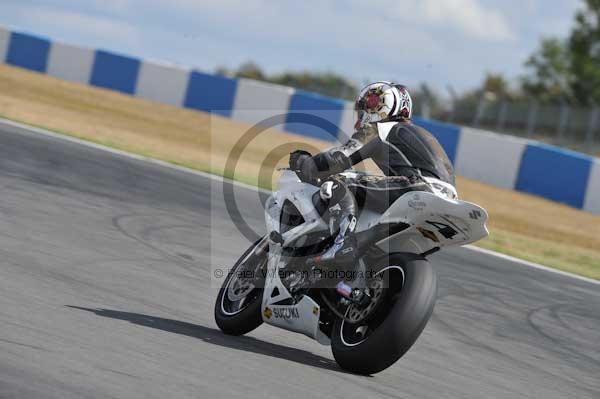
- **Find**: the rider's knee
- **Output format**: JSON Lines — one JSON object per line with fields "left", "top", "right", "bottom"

{"left": 319, "top": 177, "right": 348, "bottom": 204}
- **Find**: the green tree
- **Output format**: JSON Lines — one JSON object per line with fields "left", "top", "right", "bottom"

{"left": 482, "top": 72, "right": 512, "bottom": 99}
{"left": 214, "top": 65, "right": 231, "bottom": 77}
{"left": 521, "top": 38, "right": 573, "bottom": 102}
{"left": 235, "top": 61, "right": 266, "bottom": 80}
{"left": 214, "top": 62, "right": 358, "bottom": 100}
{"left": 270, "top": 71, "right": 357, "bottom": 100}
{"left": 522, "top": 0, "right": 600, "bottom": 104}
{"left": 569, "top": 0, "right": 600, "bottom": 104}
{"left": 410, "top": 83, "right": 444, "bottom": 118}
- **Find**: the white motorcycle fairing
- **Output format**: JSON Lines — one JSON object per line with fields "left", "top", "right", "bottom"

{"left": 259, "top": 170, "right": 488, "bottom": 345}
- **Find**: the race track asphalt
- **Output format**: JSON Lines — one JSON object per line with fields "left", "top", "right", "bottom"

{"left": 0, "top": 121, "right": 598, "bottom": 399}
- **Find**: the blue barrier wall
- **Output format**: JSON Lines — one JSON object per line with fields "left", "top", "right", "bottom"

{"left": 516, "top": 143, "right": 593, "bottom": 208}
{"left": 284, "top": 90, "right": 345, "bottom": 142}
{"left": 90, "top": 50, "right": 140, "bottom": 94}
{"left": 184, "top": 71, "right": 237, "bottom": 117}
{"left": 1, "top": 26, "right": 599, "bottom": 213}
{"left": 6, "top": 32, "right": 50, "bottom": 73}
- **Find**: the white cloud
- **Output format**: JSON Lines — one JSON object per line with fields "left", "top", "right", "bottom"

{"left": 202, "top": 0, "right": 511, "bottom": 41}
{"left": 418, "top": 0, "right": 515, "bottom": 41}
{"left": 141, "top": 0, "right": 444, "bottom": 57}
{"left": 346, "top": 0, "right": 514, "bottom": 42}
{"left": 25, "top": 7, "right": 141, "bottom": 46}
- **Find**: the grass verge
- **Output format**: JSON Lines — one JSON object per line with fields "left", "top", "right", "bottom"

{"left": 1, "top": 64, "right": 599, "bottom": 280}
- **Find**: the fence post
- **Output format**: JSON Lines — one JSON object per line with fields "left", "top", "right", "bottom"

{"left": 447, "top": 104, "right": 455, "bottom": 123}
{"left": 586, "top": 104, "right": 599, "bottom": 147}
{"left": 526, "top": 101, "right": 538, "bottom": 138}
{"left": 473, "top": 92, "right": 487, "bottom": 127}
{"left": 557, "top": 102, "right": 570, "bottom": 145}
{"left": 420, "top": 98, "right": 431, "bottom": 119}
{"left": 446, "top": 85, "right": 458, "bottom": 123}
{"left": 496, "top": 101, "right": 508, "bottom": 131}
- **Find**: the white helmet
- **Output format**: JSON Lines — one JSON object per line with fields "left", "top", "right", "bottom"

{"left": 355, "top": 81, "right": 412, "bottom": 127}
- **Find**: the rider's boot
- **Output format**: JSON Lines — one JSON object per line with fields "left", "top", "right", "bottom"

{"left": 310, "top": 212, "right": 358, "bottom": 268}
{"left": 307, "top": 178, "right": 362, "bottom": 292}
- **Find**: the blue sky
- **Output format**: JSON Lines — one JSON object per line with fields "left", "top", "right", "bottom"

{"left": 0, "top": 0, "right": 582, "bottom": 94}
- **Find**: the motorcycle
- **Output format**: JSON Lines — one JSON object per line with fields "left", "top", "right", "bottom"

{"left": 215, "top": 164, "right": 488, "bottom": 375}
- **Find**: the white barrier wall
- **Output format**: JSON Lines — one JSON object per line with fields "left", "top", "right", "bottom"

{"left": 231, "top": 78, "right": 294, "bottom": 125}
{"left": 454, "top": 127, "right": 528, "bottom": 189}
{"left": 0, "top": 27, "right": 9, "bottom": 62}
{"left": 584, "top": 159, "right": 600, "bottom": 213}
{"left": 135, "top": 61, "right": 189, "bottom": 107}
{"left": 47, "top": 42, "right": 94, "bottom": 84}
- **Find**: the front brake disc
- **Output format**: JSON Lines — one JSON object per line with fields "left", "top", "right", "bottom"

{"left": 346, "top": 275, "right": 385, "bottom": 323}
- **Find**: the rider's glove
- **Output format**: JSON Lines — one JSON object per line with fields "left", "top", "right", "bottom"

{"left": 289, "top": 150, "right": 312, "bottom": 172}
{"left": 297, "top": 151, "right": 352, "bottom": 186}
{"left": 298, "top": 156, "right": 321, "bottom": 185}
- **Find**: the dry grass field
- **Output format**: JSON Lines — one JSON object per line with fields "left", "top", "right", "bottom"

{"left": 1, "top": 64, "right": 599, "bottom": 279}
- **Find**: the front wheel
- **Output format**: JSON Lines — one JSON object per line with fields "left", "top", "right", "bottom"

{"left": 331, "top": 254, "right": 437, "bottom": 375}
{"left": 214, "top": 237, "right": 267, "bottom": 336}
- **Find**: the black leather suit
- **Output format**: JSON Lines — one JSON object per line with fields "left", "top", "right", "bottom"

{"left": 295, "top": 120, "right": 455, "bottom": 211}
{"left": 291, "top": 119, "right": 455, "bottom": 270}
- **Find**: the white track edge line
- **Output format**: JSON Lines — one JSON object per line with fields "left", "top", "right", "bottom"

{"left": 0, "top": 118, "right": 269, "bottom": 194}
{"left": 464, "top": 245, "right": 600, "bottom": 286}
{"left": 2, "top": 117, "right": 598, "bottom": 286}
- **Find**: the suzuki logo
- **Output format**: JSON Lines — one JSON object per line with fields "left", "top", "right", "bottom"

{"left": 272, "top": 308, "right": 300, "bottom": 320}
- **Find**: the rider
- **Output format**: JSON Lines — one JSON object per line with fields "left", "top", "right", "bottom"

{"left": 289, "top": 82, "right": 455, "bottom": 277}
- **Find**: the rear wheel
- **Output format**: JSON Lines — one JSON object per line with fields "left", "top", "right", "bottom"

{"left": 331, "top": 254, "right": 437, "bottom": 375}
{"left": 214, "top": 238, "right": 267, "bottom": 336}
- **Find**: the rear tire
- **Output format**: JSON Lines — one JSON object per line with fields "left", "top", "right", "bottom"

{"left": 214, "top": 238, "right": 266, "bottom": 336}
{"left": 331, "top": 253, "right": 437, "bottom": 375}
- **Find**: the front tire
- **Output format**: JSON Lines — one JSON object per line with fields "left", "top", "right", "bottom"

{"left": 214, "top": 238, "right": 266, "bottom": 336}
{"left": 331, "top": 254, "right": 437, "bottom": 375}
